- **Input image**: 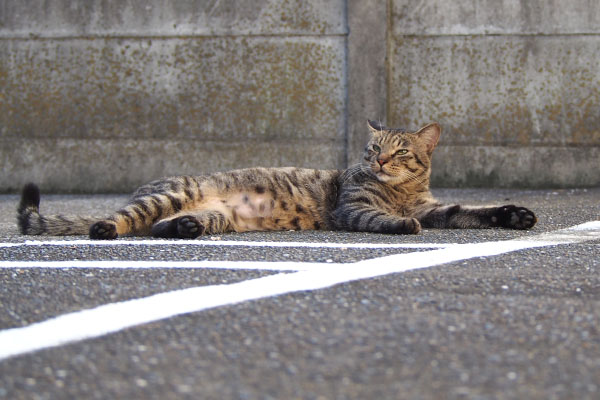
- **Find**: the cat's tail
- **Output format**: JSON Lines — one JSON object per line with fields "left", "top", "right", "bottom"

{"left": 17, "top": 183, "right": 98, "bottom": 236}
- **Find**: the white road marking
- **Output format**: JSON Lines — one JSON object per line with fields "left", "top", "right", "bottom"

{"left": 0, "top": 221, "right": 598, "bottom": 361}
{"left": 0, "top": 239, "right": 450, "bottom": 249}
{"left": 0, "top": 260, "right": 326, "bottom": 272}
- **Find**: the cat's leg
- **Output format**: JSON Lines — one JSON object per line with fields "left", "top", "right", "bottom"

{"left": 418, "top": 204, "right": 537, "bottom": 230}
{"left": 151, "top": 210, "right": 230, "bottom": 239}
{"left": 333, "top": 204, "right": 421, "bottom": 234}
{"left": 89, "top": 191, "right": 188, "bottom": 239}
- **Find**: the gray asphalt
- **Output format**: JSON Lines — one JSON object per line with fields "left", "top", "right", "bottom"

{"left": 0, "top": 188, "right": 599, "bottom": 400}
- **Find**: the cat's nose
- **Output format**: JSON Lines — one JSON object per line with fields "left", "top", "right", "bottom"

{"left": 377, "top": 157, "right": 388, "bottom": 166}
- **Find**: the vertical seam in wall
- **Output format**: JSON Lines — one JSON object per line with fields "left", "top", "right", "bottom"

{"left": 342, "top": 0, "right": 350, "bottom": 168}
{"left": 385, "top": 0, "right": 392, "bottom": 125}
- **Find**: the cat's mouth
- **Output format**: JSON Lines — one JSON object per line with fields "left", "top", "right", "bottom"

{"left": 371, "top": 164, "right": 393, "bottom": 181}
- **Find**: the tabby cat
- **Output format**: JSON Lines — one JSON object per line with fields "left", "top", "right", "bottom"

{"left": 17, "top": 121, "right": 536, "bottom": 239}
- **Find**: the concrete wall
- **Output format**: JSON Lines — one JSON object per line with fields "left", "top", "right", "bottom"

{"left": 386, "top": 0, "right": 600, "bottom": 187}
{"left": 0, "top": 0, "right": 347, "bottom": 192}
{"left": 1, "top": 0, "right": 599, "bottom": 192}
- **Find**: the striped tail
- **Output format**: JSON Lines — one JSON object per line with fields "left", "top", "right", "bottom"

{"left": 17, "top": 183, "right": 98, "bottom": 236}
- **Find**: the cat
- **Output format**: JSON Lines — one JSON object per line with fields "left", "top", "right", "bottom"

{"left": 17, "top": 121, "right": 537, "bottom": 239}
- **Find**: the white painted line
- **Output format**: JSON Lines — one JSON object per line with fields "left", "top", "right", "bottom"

{"left": 0, "top": 260, "right": 327, "bottom": 272}
{"left": 0, "top": 221, "right": 598, "bottom": 361}
{"left": 0, "top": 239, "right": 451, "bottom": 249}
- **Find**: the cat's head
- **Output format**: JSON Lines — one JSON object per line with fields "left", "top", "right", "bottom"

{"left": 363, "top": 121, "right": 441, "bottom": 185}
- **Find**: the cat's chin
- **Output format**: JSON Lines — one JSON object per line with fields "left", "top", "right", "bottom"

{"left": 374, "top": 171, "right": 389, "bottom": 180}
{"left": 374, "top": 171, "right": 399, "bottom": 184}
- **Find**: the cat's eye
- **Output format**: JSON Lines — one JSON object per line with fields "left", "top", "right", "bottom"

{"left": 394, "top": 149, "right": 408, "bottom": 156}
{"left": 372, "top": 144, "right": 381, "bottom": 153}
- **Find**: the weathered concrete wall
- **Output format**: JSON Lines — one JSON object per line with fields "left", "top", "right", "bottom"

{"left": 2, "top": 0, "right": 599, "bottom": 192}
{"left": 0, "top": 0, "right": 347, "bottom": 192}
{"left": 388, "top": 0, "right": 600, "bottom": 187}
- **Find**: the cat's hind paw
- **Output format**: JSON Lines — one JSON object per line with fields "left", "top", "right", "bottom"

{"left": 494, "top": 205, "right": 537, "bottom": 230}
{"left": 152, "top": 215, "right": 205, "bottom": 238}
{"left": 177, "top": 216, "right": 205, "bottom": 238}
{"left": 90, "top": 221, "right": 118, "bottom": 240}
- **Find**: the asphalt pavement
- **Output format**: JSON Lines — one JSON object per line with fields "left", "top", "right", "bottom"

{"left": 0, "top": 187, "right": 599, "bottom": 400}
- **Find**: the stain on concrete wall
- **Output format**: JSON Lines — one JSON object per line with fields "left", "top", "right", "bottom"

{"left": 390, "top": 36, "right": 600, "bottom": 147}
{"left": 1, "top": 38, "right": 344, "bottom": 141}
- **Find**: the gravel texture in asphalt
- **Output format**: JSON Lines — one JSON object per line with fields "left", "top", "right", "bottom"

{"left": 0, "top": 188, "right": 598, "bottom": 399}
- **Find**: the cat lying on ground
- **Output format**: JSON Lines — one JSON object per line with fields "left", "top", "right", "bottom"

{"left": 17, "top": 121, "right": 536, "bottom": 239}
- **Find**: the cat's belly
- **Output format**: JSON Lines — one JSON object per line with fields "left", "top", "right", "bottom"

{"left": 224, "top": 192, "right": 277, "bottom": 231}
{"left": 198, "top": 191, "right": 321, "bottom": 232}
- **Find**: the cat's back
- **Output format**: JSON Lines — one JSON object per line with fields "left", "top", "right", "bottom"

{"left": 135, "top": 167, "right": 340, "bottom": 196}
{"left": 203, "top": 167, "right": 341, "bottom": 199}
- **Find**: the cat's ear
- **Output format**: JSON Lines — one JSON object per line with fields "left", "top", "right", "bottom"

{"left": 415, "top": 123, "right": 441, "bottom": 154}
{"left": 367, "top": 120, "right": 386, "bottom": 136}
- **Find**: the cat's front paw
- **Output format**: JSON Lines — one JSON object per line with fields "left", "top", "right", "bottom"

{"left": 90, "top": 221, "right": 118, "bottom": 239}
{"left": 407, "top": 217, "right": 422, "bottom": 234}
{"left": 393, "top": 217, "right": 421, "bottom": 234}
{"left": 493, "top": 205, "right": 537, "bottom": 230}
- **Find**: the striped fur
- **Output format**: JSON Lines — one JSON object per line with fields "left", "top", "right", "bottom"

{"left": 17, "top": 122, "right": 537, "bottom": 239}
